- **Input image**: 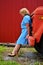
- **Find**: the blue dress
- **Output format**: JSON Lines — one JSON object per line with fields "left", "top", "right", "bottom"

{"left": 16, "top": 15, "right": 31, "bottom": 45}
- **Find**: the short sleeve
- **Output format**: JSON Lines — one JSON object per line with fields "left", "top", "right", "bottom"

{"left": 23, "top": 15, "right": 31, "bottom": 24}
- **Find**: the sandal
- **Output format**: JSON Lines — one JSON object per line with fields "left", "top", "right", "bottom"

{"left": 8, "top": 53, "right": 16, "bottom": 57}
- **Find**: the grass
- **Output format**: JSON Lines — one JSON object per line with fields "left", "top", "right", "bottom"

{"left": 0, "top": 46, "right": 7, "bottom": 61}
{"left": 34, "top": 61, "right": 40, "bottom": 65}
{"left": 0, "top": 46, "right": 21, "bottom": 65}
{"left": 0, "top": 46, "right": 7, "bottom": 53}
{"left": 0, "top": 61, "right": 21, "bottom": 65}
{"left": 19, "top": 47, "right": 37, "bottom": 56}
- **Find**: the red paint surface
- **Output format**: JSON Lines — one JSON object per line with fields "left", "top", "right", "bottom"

{"left": 0, "top": 0, "right": 43, "bottom": 43}
{"left": 32, "top": 7, "right": 43, "bottom": 43}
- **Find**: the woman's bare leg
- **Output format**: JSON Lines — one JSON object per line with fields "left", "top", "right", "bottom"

{"left": 8, "top": 44, "right": 21, "bottom": 56}
{"left": 12, "top": 44, "right": 21, "bottom": 55}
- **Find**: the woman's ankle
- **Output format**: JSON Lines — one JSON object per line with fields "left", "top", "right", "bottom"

{"left": 12, "top": 50, "right": 18, "bottom": 55}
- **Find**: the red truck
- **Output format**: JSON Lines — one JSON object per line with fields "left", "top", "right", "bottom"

{"left": 28, "top": 6, "right": 43, "bottom": 55}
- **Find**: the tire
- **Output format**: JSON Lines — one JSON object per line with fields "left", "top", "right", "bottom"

{"left": 34, "top": 34, "right": 43, "bottom": 55}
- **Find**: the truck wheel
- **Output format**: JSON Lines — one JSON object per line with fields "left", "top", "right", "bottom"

{"left": 34, "top": 34, "right": 43, "bottom": 55}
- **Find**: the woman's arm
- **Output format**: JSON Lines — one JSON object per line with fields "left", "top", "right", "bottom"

{"left": 26, "top": 23, "right": 30, "bottom": 35}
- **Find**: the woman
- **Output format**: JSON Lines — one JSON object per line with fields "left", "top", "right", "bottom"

{"left": 8, "top": 8, "right": 31, "bottom": 57}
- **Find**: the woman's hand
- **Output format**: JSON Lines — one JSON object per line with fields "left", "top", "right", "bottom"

{"left": 28, "top": 36, "right": 35, "bottom": 46}
{"left": 26, "top": 34, "right": 29, "bottom": 39}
